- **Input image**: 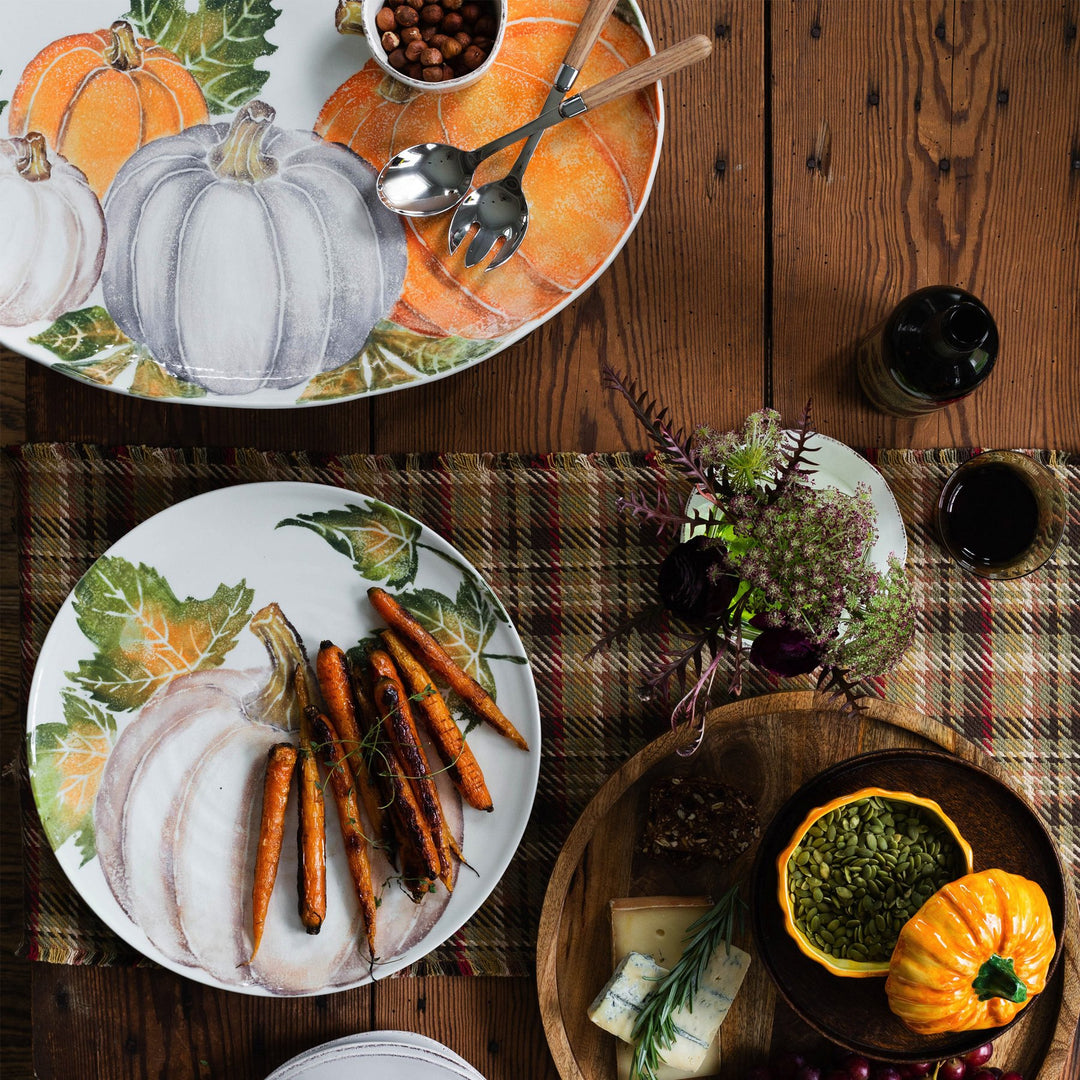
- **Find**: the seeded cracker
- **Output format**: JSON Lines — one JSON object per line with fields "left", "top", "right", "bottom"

{"left": 639, "top": 776, "right": 759, "bottom": 866}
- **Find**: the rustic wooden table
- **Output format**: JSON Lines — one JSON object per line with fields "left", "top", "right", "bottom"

{"left": 2, "top": 2, "right": 1077, "bottom": 1077}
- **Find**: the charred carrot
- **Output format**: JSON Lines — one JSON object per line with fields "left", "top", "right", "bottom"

{"left": 371, "top": 663, "right": 454, "bottom": 888}
{"left": 296, "top": 707, "right": 326, "bottom": 934}
{"left": 251, "top": 742, "right": 297, "bottom": 961}
{"left": 348, "top": 660, "right": 401, "bottom": 862}
{"left": 309, "top": 707, "right": 378, "bottom": 958}
{"left": 367, "top": 587, "right": 529, "bottom": 751}
{"left": 380, "top": 629, "right": 493, "bottom": 812}
{"left": 382, "top": 737, "right": 442, "bottom": 890}
{"left": 317, "top": 640, "right": 393, "bottom": 856}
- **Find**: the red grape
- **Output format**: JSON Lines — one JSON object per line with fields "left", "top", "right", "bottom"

{"left": 841, "top": 1056, "right": 870, "bottom": 1080}
{"left": 796, "top": 1067, "right": 822, "bottom": 1080}
{"left": 969, "top": 1071, "right": 1000, "bottom": 1080}
{"left": 899, "top": 1065, "right": 933, "bottom": 1079}
{"left": 999, "top": 1073, "right": 1023, "bottom": 1080}
{"left": 773, "top": 1054, "right": 806, "bottom": 1080}
{"left": 963, "top": 1044, "right": 994, "bottom": 1069}
{"left": 939, "top": 1059, "right": 967, "bottom": 1080}
{"left": 869, "top": 1068, "right": 901, "bottom": 1080}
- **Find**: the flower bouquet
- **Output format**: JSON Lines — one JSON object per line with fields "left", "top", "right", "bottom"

{"left": 595, "top": 366, "right": 916, "bottom": 750}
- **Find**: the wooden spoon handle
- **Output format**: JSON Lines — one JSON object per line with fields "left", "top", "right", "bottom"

{"left": 576, "top": 34, "right": 713, "bottom": 111}
{"left": 562, "top": 0, "right": 620, "bottom": 74}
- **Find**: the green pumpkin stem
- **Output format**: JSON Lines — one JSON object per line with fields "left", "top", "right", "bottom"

{"left": 105, "top": 20, "right": 143, "bottom": 72}
{"left": 212, "top": 102, "right": 279, "bottom": 183}
{"left": 335, "top": 0, "right": 366, "bottom": 34}
{"left": 971, "top": 953, "right": 1028, "bottom": 1004}
{"left": 13, "top": 132, "right": 52, "bottom": 182}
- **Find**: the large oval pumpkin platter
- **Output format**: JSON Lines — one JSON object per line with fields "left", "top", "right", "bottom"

{"left": 536, "top": 693, "right": 1079, "bottom": 1079}
{"left": 0, "top": 0, "right": 662, "bottom": 406}
{"left": 25, "top": 482, "right": 541, "bottom": 995}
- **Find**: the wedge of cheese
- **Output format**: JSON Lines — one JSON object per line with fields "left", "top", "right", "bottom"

{"left": 592, "top": 896, "right": 751, "bottom": 1080}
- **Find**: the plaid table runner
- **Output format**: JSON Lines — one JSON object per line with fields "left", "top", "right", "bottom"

{"left": 8, "top": 444, "right": 1078, "bottom": 974}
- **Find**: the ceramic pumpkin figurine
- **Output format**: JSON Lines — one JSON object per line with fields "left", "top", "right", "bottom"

{"left": 101, "top": 100, "right": 407, "bottom": 395}
{"left": 885, "top": 868, "right": 1056, "bottom": 1034}
{"left": 0, "top": 133, "right": 106, "bottom": 326}
{"left": 8, "top": 19, "right": 209, "bottom": 198}
{"left": 315, "top": 0, "right": 660, "bottom": 340}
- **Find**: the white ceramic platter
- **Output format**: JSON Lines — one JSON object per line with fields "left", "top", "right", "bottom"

{"left": 686, "top": 433, "right": 908, "bottom": 572}
{"left": 0, "top": 0, "right": 662, "bottom": 406}
{"left": 25, "top": 482, "right": 541, "bottom": 995}
{"left": 265, "top": 1031, "right": 487, "bottom": 1080}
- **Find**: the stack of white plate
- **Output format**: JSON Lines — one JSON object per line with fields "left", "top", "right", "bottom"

{"left": 265, "top": 1030, "right": 488, "bottom": 1080}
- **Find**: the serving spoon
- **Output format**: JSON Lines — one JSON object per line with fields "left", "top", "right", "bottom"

{"left": 376, "top": 34, "right": 713, "bottom": 219}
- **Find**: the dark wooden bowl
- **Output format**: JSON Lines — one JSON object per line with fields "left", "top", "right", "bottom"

{"left": 750, "top": 747, "right": 1068, "bottom": 1063}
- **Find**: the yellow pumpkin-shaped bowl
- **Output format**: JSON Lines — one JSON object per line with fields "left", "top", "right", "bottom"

{"left": 776, "top": 787, "right": 974, "bottom": 978}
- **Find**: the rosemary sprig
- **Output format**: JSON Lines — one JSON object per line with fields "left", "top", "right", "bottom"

{"left": 628, "top": 884, "right": 747, "bottom": 1080}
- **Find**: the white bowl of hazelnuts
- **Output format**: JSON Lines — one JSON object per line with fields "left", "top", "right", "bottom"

{"left": 359, "top": 0, "right": 507, "bottom": 91}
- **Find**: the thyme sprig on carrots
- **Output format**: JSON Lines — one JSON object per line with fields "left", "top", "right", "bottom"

{"left": 628, "top": 884, "right": 747, "bottom": 1080}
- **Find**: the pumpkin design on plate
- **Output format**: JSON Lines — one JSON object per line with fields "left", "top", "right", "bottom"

{"left": 101, "top": 100, "right": 408, "bottom": 395}
{"left": 95, "top": 602, "right": 461, "bottom": 993}
{"left": 7, "top": 19, "right": 209, "bottom": 198}
{"left": 315, "top": 0, "right": 660, "bottom": 340}
{"left": 0, "top": 133, "right": 106, "bottom": 326}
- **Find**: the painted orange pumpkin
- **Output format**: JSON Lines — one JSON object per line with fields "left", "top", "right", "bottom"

{"left": 315, "top": 0, "right": 660, "bottom": 340}
{"left": 8, "top": 19, "right": 209, "bottom": 198}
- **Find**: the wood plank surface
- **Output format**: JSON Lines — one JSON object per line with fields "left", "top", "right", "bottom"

{"left": 2, "top": 2, "right": 1079, "bottom": 1080}
{"left": 771, "top": 0, "right": 1080, "bottom": 451}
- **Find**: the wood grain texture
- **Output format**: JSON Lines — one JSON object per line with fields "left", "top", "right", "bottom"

{"left": 770, "top": 1, "right": 1080, "bottom": 451}
{"left": 536, "top": 692, "right": 1080, "bottom": 1080}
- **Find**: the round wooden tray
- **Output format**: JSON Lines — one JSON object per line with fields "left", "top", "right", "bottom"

{"left": 536, "top": 692, "right": 1080, "bottom": 1080}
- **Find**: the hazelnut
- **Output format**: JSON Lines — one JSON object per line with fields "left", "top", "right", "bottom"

{"left": 405, "top": 39, "right": 425, "bottom": 60}
{"left": 430, "top": 32, "right": 450, "bottom": 48}
{"left": 443, "top": 0, "right": 463, "bottom": 8}
{"left": 406, "top": 61, "right": 423, "bottom": 78}
{"left": 442, "top": 63, "right": 455, "bottom": 80}
{"left": 386, "top": 47, "right": 407, "bottom": 69}
{"left": 474, "top": 14, "right": 496, "bottom": 35}
{"left": 454, "top": 30, "right": 472, "bottom": 45}
{"left": 420, "top": 4, "right": 444, "bottom": 24}
{"left": 394, "top": 5, "right": 419, "bottom": 26}
{"left": 403, "top": 0, "right": 424, "bottom": 7}
{"left": 422, "top": 64, "right": 444, "bottom": 82}
{"left": 421, "top": 24, "right": 437, "bottom": 40}
{"left": 401, "top": 24, "right": 422, "bottom": 41}
{"left": 440, "top": 36, "right": 462, "bottom": 58}
{"left": 440, "top": 11, "right": 463, "bottom": 33}
{"left": 375, "top": 5, "right": 397, "bottom": 32}
{"left": 470, "top": 35, "right": 491, "bottom": 49}
{"left": 381, "top": 30, "right": 400, "bottom": 51}
{"left": 420, "top": 46, "right": 443, "bottom": 65}
{"left": 462, "top": 44, "right": 485, "bottom": 69}
{"left": 461, "top": 3, "right": 480, "bottom": 22}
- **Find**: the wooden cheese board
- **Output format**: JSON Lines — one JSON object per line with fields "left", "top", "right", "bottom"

{"left": 536, "top": 692, "right": 1080, "bottom": 1080}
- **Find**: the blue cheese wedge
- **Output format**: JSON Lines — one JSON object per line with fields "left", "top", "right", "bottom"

{"left": 587, "top": 951, "right": 668, "bottom": 1043}
{"left": 591, "top": 896, "right": 752, "bottom": 1080}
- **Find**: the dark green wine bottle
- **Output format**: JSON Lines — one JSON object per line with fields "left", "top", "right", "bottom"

{"left": 855, "top": 286, "right": 999, "bottom": 417}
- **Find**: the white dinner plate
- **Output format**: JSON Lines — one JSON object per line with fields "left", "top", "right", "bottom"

{"left": 266, "top": 1032, "right": 486, "bottom": 1080}
{"left": 26, "top": 482, "right": 540, "bottom": 995}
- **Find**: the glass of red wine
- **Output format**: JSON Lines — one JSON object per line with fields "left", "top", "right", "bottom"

{"left": 936, "top": 451, "right": 1066, "bottom": 580}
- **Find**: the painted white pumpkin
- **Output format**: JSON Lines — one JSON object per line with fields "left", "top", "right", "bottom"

{"left": 101, "top": 100, "right": 407, "bottom": 395}
{"left": 0, "top": 133, "right": 106, "bottom": 327}
{"left": 94, "top": 603, "right": 460, "bottom": 993}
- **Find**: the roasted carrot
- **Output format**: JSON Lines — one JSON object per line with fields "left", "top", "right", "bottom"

{"left": 251, "top": 742, "right": 297, "bottom": 961}
{"left": 371, "top": 662, "right": 454, "bottom": 888}
{"left": 296, "top": 706, "right": 326, "bottom": 934}
{"left": 381, "top": 736, "right": 442, "bottom": 891}
{"left": 309, "top": 707, "right": 378, "bottom": 958}
{"left": 380, "top": 629, "right": 493, "bottom": 812}
{"left": 317, "top": 640, "right": 393, "bottom": 856}
{"left": 367, "top": 586, "right": 529, "bottom": 750}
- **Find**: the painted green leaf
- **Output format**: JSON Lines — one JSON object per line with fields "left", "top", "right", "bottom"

{"left": 396, "top": 579, "right": 500, "bottom": 695}
{"left": 29, "top": 306, "right": 130, "bottom": 362}
{"left": 67, "top": 556, "right": 254, "bottom": 711}
{"left": 299, "top": 320, "right": 495, "bottom": 401}
{"left": 31, "top": 692, "right": 117, "bottom": 865}
{"left": 0, "top": 101, "right": 7, "bottom": 118}
{"left": 130, "top": 357, "right": 207, "bottom": 398}
{"left": 277, "top": 501, "right": 421, "bottom": 588}
{"left": 126, "top": 0, "right": 281, "bottom": 114}
{"left": 58, "top": 346, "right": 141, "bottom": 387}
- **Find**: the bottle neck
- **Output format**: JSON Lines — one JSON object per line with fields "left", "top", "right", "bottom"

{"left": 921, "top": 302, "right": 991, "bottom": 360}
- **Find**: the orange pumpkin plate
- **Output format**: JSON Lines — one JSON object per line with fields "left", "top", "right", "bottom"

{"left": 0, "top": 0, "right": 664, "bottom": 406}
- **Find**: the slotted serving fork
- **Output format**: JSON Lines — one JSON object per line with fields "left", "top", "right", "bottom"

{"left": 447, "top": 0, "right": 619, "bottom": 270}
